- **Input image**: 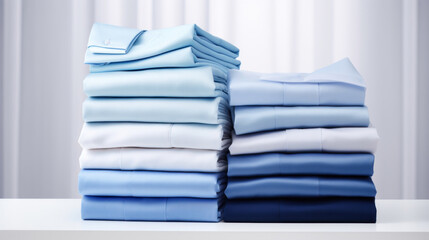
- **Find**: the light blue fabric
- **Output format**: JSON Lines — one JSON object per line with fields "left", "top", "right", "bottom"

{"left": 227, "top": 153, "right": 374, "bottom": 177}
{"left": 82, "top": 196, "right": 222, "bottom": 222}
{"left": 86, "top": 23, "right": 239, "bottom": 63}
{"left": 229, "top": 58, "right": 365, "bottom": 106}
{"left": 89, "top": 47, "right": 238, "bottom": 74}
{"left": 84, "top": 66, "right": 228, "bottom": 97}
{"left": 79, "top": 170, "right": 225, "bottom": 198}
{"left": 83, "top": 97, "right": 230, "bottom": 125}
{"left": 85, "top": 23, "right": 240, "bottom": 73}
{"left": 233, "top": 106, "right": 370, "bottom": 135}
{"left": 225, "top": 176, "right": 376, "bottom": 198}
{"left": 87, "top": 23, "right": 144, "bottom": 54}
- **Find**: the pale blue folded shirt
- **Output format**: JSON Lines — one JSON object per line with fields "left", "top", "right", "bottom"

{"left": 233, "top": 106, "right": 369, "bottom": 135}
{"left": 82, "top": 196, "right": 222, "bottom": 222}
{"left": 84, "top": 66, "right": 228, "bottom": 97}
{"left": 89, "top": 47, "right": 236, "bottom": 73}
{"left": 229, "top": 58, "right": 365, "bottom": 106}
{"left": 83, "top": 97, "right": 230, "bottom": 125}
{"left": 85, "top": 23, "right": 240, "bottom": 73}
{"left": 79, "top": 170, "right": 226, "bottom": 198}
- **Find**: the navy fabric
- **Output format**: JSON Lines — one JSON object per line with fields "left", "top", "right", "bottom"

{"left": 223, "top": 197, "right": 376, "bottom": 223}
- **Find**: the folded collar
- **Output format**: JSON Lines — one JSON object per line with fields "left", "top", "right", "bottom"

{"left": 260, "top": 58, "right": 365, "bottom": 87}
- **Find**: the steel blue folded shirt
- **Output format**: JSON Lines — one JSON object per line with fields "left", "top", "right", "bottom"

{"left": 233, "top": 106, "right": 370, "bottom": 135}
{"left": 227, "top": 153, "right": 374, "bottom": 177}
{"left": 83, "top": 97, "right": 230, "bottom": 125}
{"left": 223, "top": 197, "right": 376, "bottom": 223}
{"left": 84, "top": 66, "right": 228, "bottom": 97}
{"left": 82, "top": 196, "right": 223, "bottom": 222}
{"left": 229, "top": 58, "right": 365, "bottom": 106}
{"left": 79, "top": 170, "right": 225, "bottom": 198}
{"left": 85, "top": 23, "right": 240, "bottom": 73}
{"left": 225, "top": 176, "right": 376, "bottom": 198}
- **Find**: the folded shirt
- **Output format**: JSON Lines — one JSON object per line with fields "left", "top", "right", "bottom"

{"left": 83, "top": 97, "right": 230, "bottom": 125}
{"left": 233, "top": 106, "right": 369, "bottom": 135}
{"left": 84, "top": 66, "right": 228, "bottom": 97}
{"left": 227, "top": 153, "right": 374, "bottom": 177}
{"left": 82, "top": 196, "right": 222, "bottom": 222}
{"left": 229, "top": 58, "right": 365, "bottom": 106}
{"left": 230, "top": 128, "right": 379, "bottom": 155}
{"left": 86, "top": 23, "right": 239, "bottom": 62}
{"left": 225, "top": 176, "right": 376, "bottom": 198}
{"left": 223, "top": 197, "right": 376, "bottom": 223}
{"left": 79, "top": 122, "right": 231, "bottom": 151}
{"left": 79, "top": 170, "right": 225, "bottom": 198}
{"left": 80, "top": 148, "right": 226, "bottom": 172}
{"left": 85, "top": 23, "right": 240, "bottom": 73}
{"left": 89, "top": 47, "right": 238, "bottom": 73}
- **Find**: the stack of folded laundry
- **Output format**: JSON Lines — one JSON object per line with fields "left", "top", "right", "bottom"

{"left": 224, "top": 58, "right": 379, "bottom": 223}
{"left": 78, "top": 23, "right": 240, "bottom": 222}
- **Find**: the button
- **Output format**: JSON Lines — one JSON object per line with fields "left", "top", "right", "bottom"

{"left": 104, "top": 39, "right": 111, "bottom": 45}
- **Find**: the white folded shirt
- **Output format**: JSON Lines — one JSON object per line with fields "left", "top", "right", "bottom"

{"left": 79, "top": 122, "right": 231, "bottom": 151}
{"left": 229, "top": 128, "right": 379, "bottom": 155}
{"left": 80, "top": 148, "right": 226, "bottom": 172}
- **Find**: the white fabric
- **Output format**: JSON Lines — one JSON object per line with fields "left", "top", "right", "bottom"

{"left": 78, "top": 122, "right": 231, "bottom": 151}
{"left": 80, "top": 148, "right": 226, "bottom": 172}
{"left": 229, "top": 128, "right": 379, "bottom": 155}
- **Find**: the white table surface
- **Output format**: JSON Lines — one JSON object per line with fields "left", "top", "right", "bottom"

{"left": 0, "top": 199, "right": 428, "bottom": 240}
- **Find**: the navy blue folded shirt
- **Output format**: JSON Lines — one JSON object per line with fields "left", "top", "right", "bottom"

{"left": 223, "top": 197, "right": 376, "bottom": 223}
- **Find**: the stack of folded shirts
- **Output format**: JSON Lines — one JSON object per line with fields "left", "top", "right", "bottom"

{"left": 224, "top": 58, "right": 379, "bottom": 223}
{"left": 78, "top": 23, "right": 240, "bottom": 222}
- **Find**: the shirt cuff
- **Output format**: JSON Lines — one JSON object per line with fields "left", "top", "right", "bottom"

{"left": 87, "top": 22, "right": 144, "bottom": 54}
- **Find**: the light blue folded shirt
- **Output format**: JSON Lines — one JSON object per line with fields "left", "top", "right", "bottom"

{"left": 229, "top": 58, "right": 365, "bottom": 106}
{"left": 84, "top": 66, "right": 228, "bottom": 97}
{"left": 85, "top": 23, "right": 240, "bottom": 73}
{"left": 81, "top": 196, "right": 222, "bottom": 222}
{"left": 90, "top": 47, "right": 239, "bottom": 73}
{"left": 227, "top": 153, "right": 374, "bottom": 177}
{"left": 79, "top": 170, "right": 225, "bottom": 198}
{"left": 233, "top": 106, "right": 370, "bottom": 135}
{"left": 225, "top": 176, "right": 376, "bottom": 199}
{"left": 83, "top": 97, "right": 230, "bottom": 125}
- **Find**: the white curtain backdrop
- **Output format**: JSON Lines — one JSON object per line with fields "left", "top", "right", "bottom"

{"left": 1, "top": 0, "right": 428, "bottom": 199}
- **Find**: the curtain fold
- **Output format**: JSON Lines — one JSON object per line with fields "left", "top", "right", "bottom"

{"left": 0, "top": 0, "right": 428, "bottom": 199}
{"left": 1, "top": 0, "right": 22, "bottom": 198}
